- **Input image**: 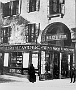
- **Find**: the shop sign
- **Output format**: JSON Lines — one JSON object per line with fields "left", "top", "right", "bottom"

{"left": 40, "top": 45, "right": 74, "bottom": 53}
{"left": 46, "top": 34, "right": 67, "bottom": 41}
{"left": 41, "top": 45, "right": 52, "bottom": 50}
{"left": 0, "top": 45, "right": 40, "bottom": 51}
{"left": 0, "top": 45, "right": 74, "bottom": 53}
{"left": 53, "top": 46, "right": 60, "bottom": 51}
{"left": 61, "top": 47, "right": 74, "bottom": 53}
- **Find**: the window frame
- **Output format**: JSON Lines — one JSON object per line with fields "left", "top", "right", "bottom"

{"left": 47, "top": 0, "right": 65, "bottom": 19}
{"left": 2, "top": 0, "right": 21, "bottom": 18}
{"left": 1, "top": 26, "right": 11, "bottom": 44}
{"left": 25, "top": 23, "right": 40, "bottom": 43}
{"left": 27, "top": 0, "right": 40, "bottom": 13}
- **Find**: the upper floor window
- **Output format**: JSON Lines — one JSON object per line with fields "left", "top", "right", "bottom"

{"left": 48, "top": 0, "right": 65, "bottom": 19}
{"left": 27, "top": 0, "right": 40, "bottom": 12}
{"left": 25, "top": 23, "right": 40, "bottom": 43}
{"left": 1, "top": 27, "right": 11, "bottom": 44}
{"left": 2, "top": 0, "right": 21, "bottom": 18}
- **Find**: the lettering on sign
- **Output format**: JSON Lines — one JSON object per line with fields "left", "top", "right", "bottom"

{"left": 61, "top": 47, "right": 74, "bottom": 52}
{"left": 1, "top": 45, "right": 40, "bottom": 50}
{"left": 0, "top": 45, "right": 74, "bottom": 53}
{"left": 53, "top": 47, "right": 60, "bottom": 51}
{"left": 46, "top": 34, "right": 67, "bottom": 41}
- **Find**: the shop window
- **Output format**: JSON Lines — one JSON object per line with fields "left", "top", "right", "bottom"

{"left": 47, "top": 0, "right": 65, "bottom": 19}
{"left": 25, "top": 23, "right": 40, "bottom": 43}
{"left": 2, "top": 0, "right": 21, "bottom": 17}
{"left": 32, "top": 53, "right": 38, "bottom": 69}
{"left": 27, "top": 0, "right": 40, "bottom": 12}
{"left": 10, "top": 52, "right": 23, "bottom": 68}
{"left": 1, "top": 27, "right": 11, "bottom": 44}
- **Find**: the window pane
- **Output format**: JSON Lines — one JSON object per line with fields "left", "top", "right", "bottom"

{"left": 3, "top": 37, "right": 8, "bottom": 43}
{"left": 12, "top": 0, "right": 19, "bottom": 15}
{"left": 25, "top": 23, "right": 40, "bottom": 43}
{"left": 3, "top": 2, "right": 10, "bottom": 17}
{"left": 29, "top": 0, "right": 37, "bottom": 12}
{"left": 1, "top": 27, "right": 11, "bottom": 43}
{"left": 49, "top": 0, "right": 60, "bottom": 15}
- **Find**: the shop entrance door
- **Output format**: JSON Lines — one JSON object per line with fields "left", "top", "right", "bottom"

{"left": 53, "top": 52, "right": 60, "bottom": 79}
{"left": 61, "top": 53, "right": 68, "bottom": 78}
{"left": 32, "top": 53, "right": 38, "bottom": 70}
{"left": 45, "top": 51, "right": 53, "bottom": 80}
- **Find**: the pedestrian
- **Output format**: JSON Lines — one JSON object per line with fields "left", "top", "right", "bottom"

{"left": 70, "top": 67, "right": 76, "bottom": 83}
{"left": 28, "top": 64, "right": 36, "bottom": 83}
{"left": 0, "top": 56, "right": 3, "bottom": 75}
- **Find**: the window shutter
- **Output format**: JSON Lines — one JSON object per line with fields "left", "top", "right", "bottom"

{"left": 27, "top": 0, "right": 30, "bottom": 12}
{"left": 25, "top": 25, "right": 29, "bottom": 35}
{"left": 61, "top": 4, "right": 65, "bottom": 15}
{"left": 35, "top": 23, "right": 40, "bottom": 37}
{"left": 49, "top": 0, "right": 53, "bottom": 15}
{"left": 59, "top": 0, "right": 65, "bottom": 17}
{"left": 36, "top": 0, "right": 40, "bottom": 11}
{"left": 19, "top": 0, "right": 22, "bottom": 14}
{"left": 59, "top": 0, "right": 64, "bottom": 4}
{"left": 9, "top": 1, "right": 13, "bottom": 16}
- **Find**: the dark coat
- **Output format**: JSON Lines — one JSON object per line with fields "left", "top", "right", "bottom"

{"left": 0, "top": 57, "right": 3, "bottom": 74}
{"left": 0, "top": 57, "right": 3, "bottom": 70}
{"left": 28, "top": 64, "right": 36, "bottom": 82}
{"left": 70, "top": 68, "right": 76, "bottom": 77}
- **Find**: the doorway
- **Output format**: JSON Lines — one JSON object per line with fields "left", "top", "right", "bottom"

{"left": 61, "top": 53, "right": 68, "bottom": 78}
{"left": 53, "top": 52, "right": 60, "bottom": 79}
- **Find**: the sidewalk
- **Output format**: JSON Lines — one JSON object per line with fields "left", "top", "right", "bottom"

{"left": 0, "top": 74, "right": 76, "bottom": 90}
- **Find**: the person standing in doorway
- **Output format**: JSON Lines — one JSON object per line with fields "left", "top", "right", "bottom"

{"left": 70, "top": 67, "right": 76, "bottom": 83}
{"left": 28, "top": 64, "right": 36, "bottom": 83}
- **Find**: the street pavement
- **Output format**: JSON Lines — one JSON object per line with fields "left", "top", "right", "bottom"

{"left": 0, "top": 75, "right": 76, "bottom": 90}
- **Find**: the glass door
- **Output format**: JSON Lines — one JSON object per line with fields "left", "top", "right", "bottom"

{"left": 53, "top": 52, "right": 60, "bottom": 79}
{"left": 61, "top": 53, "right": 68, "bottom": 78}
{"left": 45, "top": 51, "right": 53, "bottom": 80}
{"left": 32, "top": 53, "right": 38, "bottom": 69}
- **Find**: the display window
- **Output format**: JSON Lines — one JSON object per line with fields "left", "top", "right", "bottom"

{"left": 32, "top": 53, "right": 38, "bottom": 69}
{"left": 10, "top": 52, "right": 23, "bottom": 68}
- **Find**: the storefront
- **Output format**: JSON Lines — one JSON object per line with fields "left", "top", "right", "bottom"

{"left": 0, "top": 43, "right": 74, "bottom": 79}
{"left": 0, "top": 22, "right": 74, "bottom": 80}
{"left": 0, "top": 44, "right": 40, "bottom": 75}
{"left": 39, "top": 22, "right": 74, "bottom": 80}
{"left": 39, "top": 45, "right": 74, "bottom": 80}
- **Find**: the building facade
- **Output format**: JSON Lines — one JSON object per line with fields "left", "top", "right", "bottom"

{"left": 0, "top": 0, "right": 76, "bottom": 80}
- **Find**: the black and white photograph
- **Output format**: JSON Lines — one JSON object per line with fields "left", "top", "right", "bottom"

{"left": 0, "top": 0, "right": 76, "bottom": 90}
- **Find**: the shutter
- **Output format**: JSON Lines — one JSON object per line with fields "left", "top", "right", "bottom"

{"left": 35, "top": 23, "right": 40, "bottom": 37}
{"left": 59, "top": 0, "right": 65, "bottom": 17}
{"left": 49, "top": 0, "right": 53, "bottom": 15}
{"left": 27, "top": 0, "right": 30, "bottom": 12}
{"left": 47, "top": 0, "right": 50, "bottom": 17}
{"left": 61, "top": 4, "right": 65, "bottom": 17}
{"left": 59, "top": 0, "right": 65, "bottom": 4}
{"left": 19, "top": 0, "right": 22, "bottom": 14}
{"left": 36, "top": 0, "right": 40, "bottom": 11}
